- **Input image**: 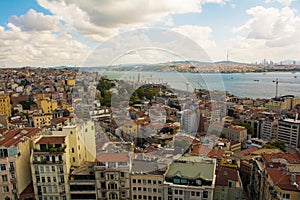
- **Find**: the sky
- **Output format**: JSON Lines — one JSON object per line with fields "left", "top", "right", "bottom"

{"left": 0, "top": 0, "right": 300, "bottom": 67}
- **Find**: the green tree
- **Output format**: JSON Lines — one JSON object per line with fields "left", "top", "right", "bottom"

{"left": 263, "top": 140, "right": 286, "bottom": 152}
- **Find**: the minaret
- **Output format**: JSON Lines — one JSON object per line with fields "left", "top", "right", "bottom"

{"left": 227, "top": 51, "right": 229, "bottom": 62}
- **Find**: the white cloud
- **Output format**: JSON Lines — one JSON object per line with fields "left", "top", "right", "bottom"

{"left": 172, "top": 25, "right": 216, "bottom": 50}
{"left": 229, "top": 6, "right": 300, "bottom": 63}
{"left": 0, "top": 13, "right": 90, "bottom": 67}
{"left": 265, "top": 0, "right": 294, "bottom": 6}
{"left": 233, "top": 6, "right": 299, "bottom": 45}
{"left": 37, "top": 0, "right": 226, "bottom": 42}
{"left": 9, "top": 9, "right": 62, "bottom": 32}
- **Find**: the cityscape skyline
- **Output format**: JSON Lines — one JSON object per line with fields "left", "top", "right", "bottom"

{"left": 0, "top": 0, "right": 300, "bottom": 67}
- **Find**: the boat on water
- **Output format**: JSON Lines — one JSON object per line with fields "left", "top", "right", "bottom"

{"left": 254, "top": 79, "right": 259, "bottom": 82}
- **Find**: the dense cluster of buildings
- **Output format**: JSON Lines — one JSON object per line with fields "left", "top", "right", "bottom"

{"left": 0, "top": 67, "right": 299, "bottom": 199}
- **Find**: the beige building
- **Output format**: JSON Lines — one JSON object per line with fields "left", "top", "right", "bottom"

{"left": 52, "top": 119, "right": 96, "bottom": 167}
{"left": 214, "top": 167, "right": 243, "bottom": 200}
{"left": 164, "top": 156, "right": 216, "bottom": 200}
{"left": 32, "top": 114, "right": 53, "bottom": 128}
{"left": 207, "top": 122, "right": 248, "bottom": 142}
{"left": 95, "top": 152, "right": 131, "bottom": 200}
{"left": 0, "top": 128, "right": 41, "bottom": 199}
{"left": 130, "top": 160, "right": 165, "bottom": 200}
{"left": 31, "top": 135, "right": 71, "bottom": 200}
{"left": 39, "top": 99, "right": 58, "bottom": 114}
{"left": 0, "top": 94, "right": 11, "bottom": 117}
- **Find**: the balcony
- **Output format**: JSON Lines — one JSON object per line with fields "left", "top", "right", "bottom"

{"left": 32, "top": 160, "right": 64, "bottom": 164}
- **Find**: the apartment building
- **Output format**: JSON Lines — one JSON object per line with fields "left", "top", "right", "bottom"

{"left": 0, "top": 128, "right": 41, "bottom": 199}
{"left": 277, "top": 118, "right": 300, "bottom": 148}
{"left": 260, "top": 118, "right": 278, "bottom": 141}
{"left": 31, "top": 135, "right": 71, "bottom": 200}
{"left": 207, "top": 122, "right": 248, "bottom": 142}
{"left": 0, "top": 94, "right": 11, "bottom": 117}
{"left": 31, "top": 114, "right": 53, "bottom": 128}
{"left": 214, "top": 167, "right": 243, "bottom": 200}
{"left": 164, "top": 156, "right": 216, "bottom": 200}
{"left": 69, "top": 162, "right": 96, "bottom": 200}
{"left": 94, "top": 152, "right": 131, "bottom": 200}
{"left": 52, "top": 119, "right": 96, "bottom": 167}
{"left": 130, "top": 159, "right": 165, "bottom": 200}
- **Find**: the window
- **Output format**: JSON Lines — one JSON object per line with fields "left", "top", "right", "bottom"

{"left": 229, "top": 181, "right": 232, "bottom": 188}
{"left": 9, "top": 162, "right": 14, "bottom": 170}
{"left": 46, "top": 166, "right": 50, "bottom": 173}
{"left": 52, "top": 166, "right": 55, "bottom": 172}
{"left": 47, "top": 177, "right": 51, "bottom": 182}
{"left": 36, "top": 176, "right": 40, "bottom": 183}
{"left": 108, "top": 183, "right": 117, "bottom": 189}
{"left": 203, "top": 191, "right": 208, "bottom": 199}
{"left": 48, "top": 186, "right": 52, "bottom": 193}
{"left": 42, "top": 177, "right": 45, "bottom": 183}
{"left": 283, "top": 193, "right": 290, "bottom": 199}
{"left": 72, "top": 148, "right": 74, "bottom": 153}
{"left": 0, "top": 164, "right": 6, "bottom": 171}
{"left": 60, "top": 175, "right": 65, "bottom": 183}
{"left": 2, "top": 175, "right": 8, "bottom": 182}
{"left": 121, "top": 191, "right": 126, "bottom": 198}
{"left": 133, "top": 179, "right": 136, "bottom": 183}
{"left": 53, "top": 177, "right": 56, "bottom": 182}
{"left": 72, "top": 157, "right": 75, "bottom": 162}
{"left": 109, "top": 192, "right": 118, "bottom": 199}
{"left": 3, "top": 186, "right": 9, "bottom": 193}
{"left": 108, "top": 162, "right": 116, "bottom": 168}
{"left": 40, "top": 166, "right": 44, "bottom": 173}
{"left": 109, "top": 174, "right": 115, "bottom": 180}
{"left": 59, "top": 166, "right": 64, "bottom": 173}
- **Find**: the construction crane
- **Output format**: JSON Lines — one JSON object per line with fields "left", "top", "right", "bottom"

{"left": 272, "top": 78, "right": 300, "bottom": 98}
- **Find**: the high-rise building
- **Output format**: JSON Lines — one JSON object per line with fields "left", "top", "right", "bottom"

{"left": 277, "top": 118, "right": 300, "bottom": 148}
{"left": 260, "top": 119, "right": 278, "bottom": 141}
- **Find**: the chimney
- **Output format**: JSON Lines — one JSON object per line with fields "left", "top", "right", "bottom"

{"left": 291, "top": 173, "right": 296, "bottom": 185}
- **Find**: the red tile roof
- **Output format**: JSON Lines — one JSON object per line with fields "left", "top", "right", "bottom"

{"left": 36, "top": 136, "right": 66, "bottom": 144}
{"left": 95, "top": 152, "right": 130, "bottom": 162}
{"left": 19, "top": 182, "right": 34, "bottom": 199}
{"left": 0, "top": 128, "right": 41, "bottom": 147}
{"left": 267, "top": 167, "right": 300, "bottom": 191}
{"left": 208, "top": 149, "right": 226, "bottom": 159}
{"left": 215, "top": 167, "right": 239, "bottom": 186}
{"left": 236, "top": 146, "right": 259, "bottom": 156}
{"left": 190, "top": 144, "right": 211, "bottom": 156}
{"left": 262, "top": 152, "right": 300, "bottom": 164}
